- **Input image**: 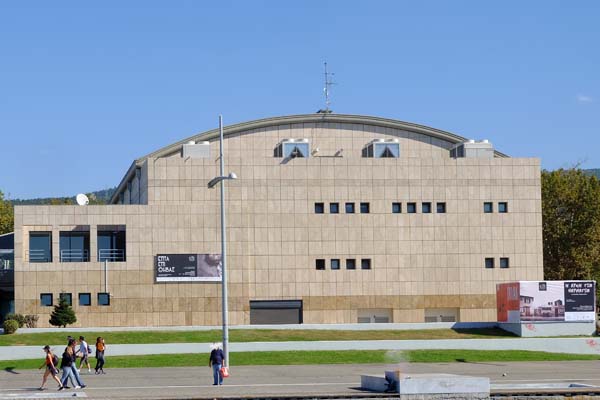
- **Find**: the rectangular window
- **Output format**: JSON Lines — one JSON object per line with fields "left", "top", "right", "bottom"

{"left": 40, "top": 293, "right": 53, "bottom": 307}
{"left": 79, "top": 293, "right": 91, "bottom": 306}
{"left": 315, "top": 259, "right": 325, "bottom": 270}
{"left": 329, "top": 203, "right": 339, "bottom": 214}
{"left": 360, "top": 202, "right": 370, "bottom": 214}
{"left": 436, "top": 202, "right": 446, "bottom": 213}
{"left": 407, "top": 202, "right": 417, "bottom": 214}
{"left": 282, "top": 141, "right": 310, "bottom": 158}
{"left": 485, "top": 258, "right": 495, "bottom": 269}
{"left": 361, "top": 258, "right": 372, "bottom": 270}
{"left": 500, "top": 257, "right": 510, "bottom": 268}
{"left": 422, "top": 202, "right": 432, "bottom": 213}
{"left": 59, "top": 292, "right": 72, "bottom": 306}
{"left": 498, "top": 202, "right": 508, "bottom": 213}
{"left": 392, "top": 202, "right": 402, "bottom": 213}
{"left": 345, "top": 202, "right": 355, "bottom": 214}
{"left": 346, "top": 259, "right": 356, "bottom": 270}
{"left": 314, "top": 202, "right": 325, "bottom": 214}
{"left": 483, "top": 202, "right": 493, "bottom": 213}
{"left": 98, "top": 227, "right": 126, "bottom": 262}
{"left": 374, "top": 142, "right": 400, "bottom": 158}
{"left": 98, "top": 293, "right": 110, "bottom": 306}
{"left": 331, "top": 259, "right": 340, "bottom": 270}
{"left": 29, "top": 232, "right": 52, "bottom": 262}
{"left": 59, "top": 231, "right": 90, "bottom": 262}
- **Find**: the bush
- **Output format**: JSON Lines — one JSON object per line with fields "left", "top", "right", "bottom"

{"left": 24, "top": 314, "right": 39, "bottom": 328}
{"left": 2, "top": 319, "right": 18, "bottom": 334}
{"left": 5, "top": 313, "right": 25, "bottom": 328}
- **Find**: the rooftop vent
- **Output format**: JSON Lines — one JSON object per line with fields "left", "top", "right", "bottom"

{"left": 182, "top": 141, "right": 210, "bottom": 159}
{"left": 450, "top": 140, "right": 494, "bottom": 159}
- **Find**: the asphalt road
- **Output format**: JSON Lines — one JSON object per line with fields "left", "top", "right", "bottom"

{"left": 0, "top": 361, "right": 599, "bottom": 399}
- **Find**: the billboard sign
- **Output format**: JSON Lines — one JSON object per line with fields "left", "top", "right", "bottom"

{"left": 155, "top": 254, "right": 222, "bottom": 282}
{"left": 564, "top": 281, "right": 596, "bottom": 321}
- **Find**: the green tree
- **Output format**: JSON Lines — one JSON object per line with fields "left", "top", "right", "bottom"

{"left": 542, "top": 169, "right": 600, "bottom": 288}
{"left": 49, "top": 294, "right": 77, "bottom": 328}
{"left": 0, "top": 190, "right": 14, "bottom": 235}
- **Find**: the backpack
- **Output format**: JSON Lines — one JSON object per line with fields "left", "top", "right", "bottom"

{"left": 51, "top": 354, "right": 59, "bottom": 366}
{"left": 87, "top": 345, "right": 92, "bottom": 354}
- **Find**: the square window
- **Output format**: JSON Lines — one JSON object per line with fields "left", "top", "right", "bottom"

{"left": 314, "top": 202, "right": 324, "bottom": 214}
{"left": 59, "top": 292, "right": 72, "bottom": 306}
{"left": 498, "top": 202, "right": 508, "bottom": 213}
{"left": 331, "top": 259, "right": 340, "bottom": 270}
{"left": 483, "top": 202, "right": 493, "bottom": 213}
{"left": 407, "top": 203, "right": 417, "bottom": 214}
{"left": 360, "top": 202, "right": 370, "bottom": 214}
{"left": 346, "top": 259, "right": 356, "bottom": 270}
{"left": 361, "top": 258, "right": 371, "bottom": 270}
{"left": 392, "top": 202, "right": 402, "bottom": 213}
{"left": 40, "top": 293, "right": 53, "bottom": 307}
{"left": 330, "top": 203, "right": 339, "bottom": 214}
{"left": 422, "top": 202, "right": 432, "bottom": 213}
{"left": 436, "top": 202, "right": 446, "bottom": 213}
{"left": 98, "top": 293, "right": 110, "bottom": 306}
{"left": 79, "top": 293, "right": 91, "bottom": 306}
{"left": 29, "top": 232, "right": 52, "bottom": 262}
{"left": 345, "top": 202, "right": 355, "bottom": 213}
{"left": 500, "top": 257, "right": 510, "bottom": 268}
{"left": 315, "top": 259, "right": 325, "bottom": 270}
{"left": 485, "top": 258, "right": 495, "bottom": 269}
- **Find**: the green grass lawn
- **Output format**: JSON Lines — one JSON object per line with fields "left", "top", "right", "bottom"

{"left": 1, "top": 349, "right": 598, "bottom": 371}
{"left": 0, "top": 327, "right": 514, "bottom": 346}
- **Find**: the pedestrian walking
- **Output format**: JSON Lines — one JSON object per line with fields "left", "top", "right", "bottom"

{"left": 38, "top": 345, "right": 63, "bottom": 391}
{"left": 78, "top": 336, "right": 92, "bottom": 373}
{"left": 60, "top": 338, "right": 86, "bottom": 389}
{"left": 208, "top": 343, "right": 225, "bottom": 386}
{"left": 94, "top": 337, "right": 106, "bottom": 374}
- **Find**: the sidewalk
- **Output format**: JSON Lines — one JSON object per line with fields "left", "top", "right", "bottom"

{"left": 1, "top": 337, "right": 600, "bottom": 361}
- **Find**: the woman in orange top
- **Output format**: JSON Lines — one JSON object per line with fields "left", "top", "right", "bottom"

{"left": 94, "top": 337, "right": 106, "bottom": 374}
{"left": 38, "top": 345, "right": 63, "bottom": 390}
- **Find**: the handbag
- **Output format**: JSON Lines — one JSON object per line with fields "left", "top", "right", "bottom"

{"left": 220, "top": 366, "right": 230, "bottom": 378}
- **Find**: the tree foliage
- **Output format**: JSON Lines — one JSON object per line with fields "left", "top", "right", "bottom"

{"left": 49, "top": 294, "right": 77, "bottom": 328}
{"left": 0, "top": 190, "right": 14, "bottom": 235}
{"left": 542, "top": 169, "right": 600, "bottom": 285}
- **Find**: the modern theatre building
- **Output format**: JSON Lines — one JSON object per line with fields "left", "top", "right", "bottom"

{"left": 13, "top": 114, "right": 543, "bottom": 327}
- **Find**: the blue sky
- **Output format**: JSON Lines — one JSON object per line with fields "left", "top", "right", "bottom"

{"left": 1, "top": 1, "right": 598, "bottom": 199}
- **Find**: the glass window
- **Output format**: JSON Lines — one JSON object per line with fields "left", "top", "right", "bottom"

{"left": 345, "top": 202, "right": 355, "bottom": 214}
{"left": 330, "top": 203, "right": 339, "bottom": 214}
{"left": 422, "top": 202, "right": 432, "bottom": 213}
{"left": 59, "top": 292, "right": 72, "bottom": 306}
{"left": 346, "top": 259, "right": 356, "bottom": 270}
{"left": 283, "top": 142, "right": 310, "bottom": 158}
{"left": 498, "top": 202, "right": 508, "bottom": 213}
{"left": 483, "top": 202, "right": 493, "bottom": 213}
{"left": 436, "top": 202, "right": 446, "bottom": 213}
{"left": 79, "top": 293, "right": 91, "bottom": 306}
{"left": 360, "top": 202, "right": 370, "bottom": 214}
{"left": 500, "top": 258, "right": 510, "bottom": 268}
{"left": 485, "top": 258, "right": 495, "bottom": 269}
{"left": 392, "top": 202, "right": 402, "bottom": 213}
{"left": 98, "top": 229, "right": 126, "bottom": 262}
{"left": 40, "top": 293, "right": 53, "bottom": 307}
{"left": 374, "top": 143, "right": 400, "bottom": 158}
{"left": 361, "top": 258, "right": 371, "bottom": 270}
{"left": 315, "top": 259, "right": 325, "bottom": 270}
{"left": 407, "top": 203, "right": 417, "bottom": 214}
{"left": 331, "top": 259, "right": 340, "bottom": 270}
{"left": 314, "top": 203, "right": 325, "bottom": 214}
{"left": 29, "top": 232, "right": 52, "bottom": 262}
{"left": 98, "top": 293, "right": 110, "bottom": 306}
{"left": 59, "top": 231, "right": 90, "bottom": 262}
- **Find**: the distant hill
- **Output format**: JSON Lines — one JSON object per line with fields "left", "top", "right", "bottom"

{"left": 583, "top": 169, "right": 600, "bottom": 179}
{"left": 10, "top": 187, "right": 116, "bottom": 205}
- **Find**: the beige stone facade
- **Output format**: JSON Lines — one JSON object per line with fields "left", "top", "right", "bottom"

{"left": 13, "top": 114, "right": 543, "bottom": 327}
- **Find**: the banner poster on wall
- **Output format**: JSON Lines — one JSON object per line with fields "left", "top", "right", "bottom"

{"left": 155, "top": 254, "right": 222, "bottom": 282}
{"left": 564, "top": 281, "right": 596, "bottom": 321}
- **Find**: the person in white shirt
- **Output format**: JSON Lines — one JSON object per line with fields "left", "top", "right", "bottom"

{"left": 78, "top": 336, "right": 91, "bottom": 373}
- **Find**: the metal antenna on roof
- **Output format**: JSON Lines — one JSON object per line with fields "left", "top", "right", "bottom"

{"left": 317, "top": 62, "right": 335, "bottom": 114}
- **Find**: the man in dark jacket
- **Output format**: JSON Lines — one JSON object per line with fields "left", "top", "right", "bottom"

{"left": 208, "top": 343, "right": 225, "bottom": 386}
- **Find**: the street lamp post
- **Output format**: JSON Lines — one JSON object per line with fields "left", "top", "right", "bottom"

{"left": 207, "top": 115, "right": 237, "bottom": 367}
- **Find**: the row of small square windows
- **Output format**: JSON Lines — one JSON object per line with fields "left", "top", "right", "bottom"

{"left": 40, "top": 292, "right": 110, "bottom": 307}
{"left": 315, "top": 202, "right": 509, "bottom": 214}
{"left": 485, "top": 257, "right": 510, "bottom": 268}
{"left": 315, "top": 258, "right": 372, "bottom": 270}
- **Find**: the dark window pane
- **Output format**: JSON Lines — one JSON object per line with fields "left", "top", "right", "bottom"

{"left": 314, "top": 203, "right": 324, "bottom": 214}
{"left": 331, "top": 259, "right": 340, "bottom": 270}
{"left": 29, "top": 232, "right": 52, "bottom": 262}
{"left": 40, "top": 293, "right": 53, "bottom": 306}
{"left": 361, "top": 258, "right": 371, "bottom": 270}
{"left": 422, "top": 202, "right": 432, "bottom": 213}
{"left": 346, "top": 259, "right": 356, "bottom": 270}
{"left": 98, "top": 229, "right": 126, "bottom": 262}
{"left": 483, "top": 202, "right": 493, "bottom": 213}
{"left": 98, "top": 293, "right": 110, "bottom": 306}
{"left": 315, "top": 259, "right": 325, "bottom": 270}
{"left": 330, "top": 203, "right": 339, "bottom": 214}
{"left": 498, "top": 202, "right": 508, "bottom": 213}
{"left": 436, "top": 202, "right": 446, "bottom": 213}
{"left": 485, "top": 258, "right": 495, "bottom": 268}
{"left": 360, "top": 202, "right": 370, "bottom": 213}
{"left": 392, "top": 202, "right": 402, "bottom": 213}
{"left": 59, "top": 293, "right": 72, "bottom": 306}
{"left": 500, "top": 258, "right": 510, "bottom": 268}
{"left": 407, "top": 203, "right": 416, "bottom": 214}
{"left": 59, "top": 231, "right": 90, "bottom": 262}
{"left": 79, "top": 293, "right": 91, "bottom": 306}
{"left": 345, "top": 203, "right": 355, "bottom": 213}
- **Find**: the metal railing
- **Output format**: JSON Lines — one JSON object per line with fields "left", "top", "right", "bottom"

{"left": 60, "top": 249, "right": 89, "bottom": 262}
{"left": 1, "top": 259, "right": 13, "bottom": 270}
{"left": 98, "top": 248, "right": 125, "bottom": 262}
{"left": 27, "top": 249, "right": 51, "bottom": 263}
